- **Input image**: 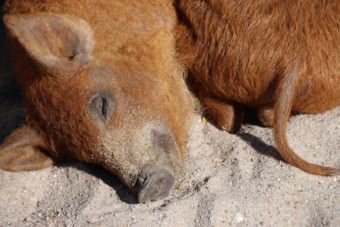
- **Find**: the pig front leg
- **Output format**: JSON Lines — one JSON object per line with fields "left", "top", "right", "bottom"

{"left": 0, "top": 124, "right": 54, "bottom": 171}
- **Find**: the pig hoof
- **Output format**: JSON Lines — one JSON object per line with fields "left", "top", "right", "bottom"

{"left": 258, "top": 107, "right": 274, "bottom": 127}
{"left": 204, "top": 111, "right": 234, "bottom": 132}
{"left": 201, "top": 97, "right": 243, "bottom": 132}
{"left": 136, "top": 169, "right": 175, "bottom": 203}
{"left": 204, "top": 106, "right": 243, "bottom": 133}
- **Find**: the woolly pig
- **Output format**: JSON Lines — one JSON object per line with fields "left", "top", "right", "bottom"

{"left": 0, "top": 0, "right": 192, "bottom": 203}
{"left": 175, "top": 0, "right": 340, "bottom": 176}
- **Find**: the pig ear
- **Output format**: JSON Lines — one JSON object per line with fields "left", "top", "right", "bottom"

{"left": 0, "top": 124, "right": 54, "bottom": 171}
{"left": 3, "top": 13, "right": 94, "bottom": 76}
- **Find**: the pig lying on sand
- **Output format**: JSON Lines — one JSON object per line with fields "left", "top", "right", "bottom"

{"left": 0, "top": 0, "right": 192, "bottom": 203}
{"left": 175, "top": 0, "right": 340, "bottom": 176}
{"left": 0, "top": 0, "right": 339, "bottom": 203}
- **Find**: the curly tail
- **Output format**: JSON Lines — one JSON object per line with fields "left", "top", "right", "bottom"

{"left": 273, "top": 67, "right": 339, "bottom": 176}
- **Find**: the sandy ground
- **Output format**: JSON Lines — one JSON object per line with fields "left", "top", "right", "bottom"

{"left": 0, "top": 107, "right": 339, "bottom": 226}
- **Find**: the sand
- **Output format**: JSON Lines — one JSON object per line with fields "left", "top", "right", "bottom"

{"left": 0, "top": 108, "right": 339, "bottom": 226}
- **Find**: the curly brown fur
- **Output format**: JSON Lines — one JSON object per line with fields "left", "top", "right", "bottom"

{"left": 2, "top": 0, "right": 194, "bottom": 200}
{"left": 175, "top": 0, "right": 340, "bottom": 175}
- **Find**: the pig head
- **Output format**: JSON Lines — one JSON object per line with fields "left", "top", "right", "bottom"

{"left": 0, "top": 10, "right": 192, "bottom": 203}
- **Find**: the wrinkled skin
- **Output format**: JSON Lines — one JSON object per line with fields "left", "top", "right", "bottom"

{"left": 0, "top": 0, "right": 193, "bottom": 203}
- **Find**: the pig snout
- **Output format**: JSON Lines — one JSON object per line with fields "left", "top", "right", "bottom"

{"left": 135, "top": 167, "right": 175, "bottom": 203}
{"left": 99, "top": 123, "right": 182, "bottom": 203}
{"left": 134, "top": 129, "right": 178, "bottom": 203}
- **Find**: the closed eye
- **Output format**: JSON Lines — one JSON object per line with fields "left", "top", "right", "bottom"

{"left": 99, "top": 96, "right": 108, "bottom": 119}
{"left": 89, "top": 93, "right": 115, "bottom": 122}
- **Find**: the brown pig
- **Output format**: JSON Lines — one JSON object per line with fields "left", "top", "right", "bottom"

{"left": 175, "top": 0, "right": 340, "bottom": 176}
{"left": 0, "top": 0, "right": 193, "bottom": 203}
{"left": 1, "top": 0, "right": 339, "bottom": 205}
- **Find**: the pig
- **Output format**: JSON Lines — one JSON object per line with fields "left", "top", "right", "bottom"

{"left": 1, "top": 0, "right": 339, "bottom": 205}
{"left": 175, "top": 0, "right": 340, "bottom": 176}
{"left": 0, "top": 0, "right": 193, "bottom": 203}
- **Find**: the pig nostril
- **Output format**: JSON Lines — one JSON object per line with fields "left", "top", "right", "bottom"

{"left": 137, "top": 175, "right": 147, "bottom": 187}
{"left": 136, "top": 169, "right": 175, "bottom": 203}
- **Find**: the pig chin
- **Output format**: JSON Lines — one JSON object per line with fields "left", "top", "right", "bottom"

{"left": 95, "top": 122, "right": 183, "bottom": 203}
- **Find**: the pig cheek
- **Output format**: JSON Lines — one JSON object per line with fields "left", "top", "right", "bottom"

{"left": 93, "top": 129, "right": 140, "bottom": 188}
{"left": 92, "top": 126, "right": 172, "bottom": 190}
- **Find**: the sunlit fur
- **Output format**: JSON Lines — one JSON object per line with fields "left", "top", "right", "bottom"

{"left": 3, "top": 0, "right": 193, "bottom": 189}
{"left": 175, "top": 0, "right": 340, "bottom": 175}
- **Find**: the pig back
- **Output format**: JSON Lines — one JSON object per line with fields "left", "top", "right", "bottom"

{"left": 4, "top": 0, "right": 177, "bottom": 63}
{"left": 176, "top": 0, "right": 340, "bottom": 112}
